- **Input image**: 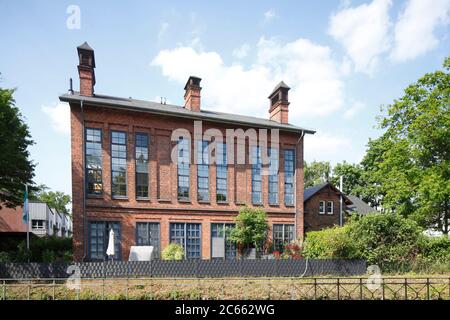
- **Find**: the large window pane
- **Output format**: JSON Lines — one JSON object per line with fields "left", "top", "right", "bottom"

{"left": 169, "top": 223, "right": 201, "bottom": 259}
{"left": 273, "top": 224, "right": 295, "bottom": 253}
{"left": 88, "top": 221, "right": 121, "bottom": 261}
{"left": 111, "top": 131, "right": 127, "bottom": 197}
{"left": 268, "top": 148, "right": 279, "bottom": 205}
{"left": 284, "top": 149, "right": 295, "bottom": 206}
{"left": 251, "top": 147, "right": 262, "bottom": 204}
{"left": 197, "top": 140, "right": 209, "bottom": 201}
{"left": 136, "top": 222, "right": 160, "bottom": 257}
{"left": 85, "top": 128, "right": 103, "bottom": 195}
{"left": 135, "top": 133, "right": 149, "bottom": 198}
{"left": 216, "top": 142, "right": 228, "bottom": 202}
{"left": 177, "top": 138, "right": 190, "bottom": 200}
{"left": 211, "top": 223, "right": 237, "bottom": 259}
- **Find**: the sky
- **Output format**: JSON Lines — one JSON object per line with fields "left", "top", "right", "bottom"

{"left": 0, "top": 0, "right": 449, "bottom": 196}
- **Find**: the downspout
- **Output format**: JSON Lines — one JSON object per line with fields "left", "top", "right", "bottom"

{"left": 294, "top": 130, "right": 306, "bottom": 240}
{"left": 80, "top": 100, "right": 87, "bottom": 262}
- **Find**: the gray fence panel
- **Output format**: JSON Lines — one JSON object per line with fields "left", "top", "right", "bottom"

{"left": 0, "top": 259, "right": 366, "bottom": 279}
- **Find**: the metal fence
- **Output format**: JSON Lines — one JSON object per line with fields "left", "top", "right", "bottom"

{"left": 0, "top": 259, "right": 366, "bottom": 279}
{"left": 1, "top": 277, "right": 449, "bottom": 300}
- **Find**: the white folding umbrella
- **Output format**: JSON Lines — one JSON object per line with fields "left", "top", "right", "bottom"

{"left": 106, "top": 228, "right": 115, "bottom": 261}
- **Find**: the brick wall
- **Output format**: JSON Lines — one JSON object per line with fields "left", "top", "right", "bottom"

{"left": 70, "top": 103, "right": 305, "bottom": 261}
{"left": 304, "top": 185, "right": 342, "bottom": 233}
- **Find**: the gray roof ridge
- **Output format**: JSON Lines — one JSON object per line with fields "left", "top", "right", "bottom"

{"left": 59, "top": 92, "right": 315, "bottom": 134}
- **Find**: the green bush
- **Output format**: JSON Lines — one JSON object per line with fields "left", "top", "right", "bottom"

{"left": 162, "top": 243, "right": 185, "bottom": 260}
{"left": 413, "top": 236, "right": 450, "bottom": 273}
{"left": 229, "top": 206, "right": 269, "bottom": 251}
{"left": 348, "top": 213, "right": 423, "bottom": 272}
{"left": 303, "top": 225, "right": 356, "bottom": 259}
{"left": 303, "top": 213, "right": 441, "bottom": 273}
{"left": 2, "top": 236, "right": 73, "bottom": 262}
{"left": 0, "top": 251, "right": 10, "bottom": 262}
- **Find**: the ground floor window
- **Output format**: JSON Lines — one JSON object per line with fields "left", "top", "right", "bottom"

{"left": 136, "top": 222, "right": 160, "bottom": 258}
{"left": 170, "top": 223, "right": 201, "bottom": 259}
{"left": 31, "top": 219, "right": 45, "bottom": 230}
{"left": 88, "top": 221, "right": 121, "bottom": 261}
{"left": 272, "top": 224, "right": 295, "bottom": 252}
{"left": 211, "top": 223, "right": 237, "bottom": 259}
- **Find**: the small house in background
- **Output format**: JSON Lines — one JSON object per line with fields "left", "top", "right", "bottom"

{"left": 303, "top": 182, "right": 376, "bottom": 233}
{"left": 0, "top": 201, "right": 72, "bottom": 239}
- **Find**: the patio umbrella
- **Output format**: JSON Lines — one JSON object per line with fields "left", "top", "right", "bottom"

{"left": 106, "top": 228, "right": 115, "bottom": 261}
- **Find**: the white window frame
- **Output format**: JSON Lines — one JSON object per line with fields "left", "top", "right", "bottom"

{"left": 32, "top": 220, "right": 45, "bottom": 230}
{"left": 319, "top": 201, "right": 325, "bottom": 215}
{"left": 327, "top": 201, "right": 334, "bottom": 215}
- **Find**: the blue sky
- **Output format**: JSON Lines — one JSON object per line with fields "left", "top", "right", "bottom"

{"left": 0, "top": 0, "right": 449, "bottom": 196}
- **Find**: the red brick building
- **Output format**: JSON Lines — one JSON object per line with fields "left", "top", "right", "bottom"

{"left": 303, "top": 182, "right": 352, "bottom": 232}
{"left": 60, "top": 42, "right": 315, "bottom": 261}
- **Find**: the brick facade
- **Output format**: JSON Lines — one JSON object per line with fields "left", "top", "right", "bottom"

{"left": 69, "top": 104, "right": 307, "bottom": 261}
{"left": 304, "top": 184, "right": 345, "bottom": 232}
{"left": 65, "top": 42, "right": 311, "bottom": 261}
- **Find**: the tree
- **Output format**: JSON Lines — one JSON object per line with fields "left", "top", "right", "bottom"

{"left": 0, "top": 87, "right": 35, "bottom": 208}
{"left": 31, "top": 184, "right": 71, "bottom": 215}
{"left": 330, "top": 161, "right": 365, "bottom": 196}
{"left": 362, "top": 57, "right": 450, "bottom": 233}
{"left": 304, "top": 161, "right": 331, "bottom": 188}
{"left": 229, "top": 206, "right": 269, "bottom": 251}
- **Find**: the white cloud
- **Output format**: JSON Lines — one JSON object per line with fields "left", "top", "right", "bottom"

{"left": 151, "top": 37, "right": 346, "bottom": 120}
{"left": 390, "top": 0, "right": 450, "bottom": 62}
{"left": 328, "top": 0, "right": 393, "bottom": 75}
{"left": 42, "top": 102, "right": 70, "bottom": 134}
{"left": 343, "top": 101, "right": 365, "bottom": 119}
{"left": 264, "top": 9, "right": 277, "bottom": 22}
{"left": 232, "top": 44, "right": 251, "bottom": 59}
{"left": 304, "top": 132, "right": 352, "bottom": 163}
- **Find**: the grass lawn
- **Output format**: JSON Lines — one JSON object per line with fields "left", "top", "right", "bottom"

{"left": 2, "top": 274, "right": 449, "bottom": 300}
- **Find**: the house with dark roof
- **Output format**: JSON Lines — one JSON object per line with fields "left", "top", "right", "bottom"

{"left": 303, "top": 182, "right": 376, "bottom": 232}
{"left": 60, "top": 42, "right": 315, "bottom": 261}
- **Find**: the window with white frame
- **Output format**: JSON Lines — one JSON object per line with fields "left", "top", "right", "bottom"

{"left": 31, "top": 220, "right": 45, "bottom": 230}
{"left": 327, "top": 201, "right": 334, "bottom": 215}
{"left": 319, "top": 200, "right": 325, "bottom": 214}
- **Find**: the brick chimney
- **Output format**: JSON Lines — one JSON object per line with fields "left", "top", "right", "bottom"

{"left": 77, "top": 42, "right": 96, "bottom": 96}
{"left": 268, "top": 81, "right": 290, "bottom": 124}
{"left": 184, "top": 76, "right": 201, "bottom": 111}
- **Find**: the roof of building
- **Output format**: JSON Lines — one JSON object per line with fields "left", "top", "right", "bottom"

{"left": 268, "top": 81, "right": 290, "bottom": 98}
{"left": 304, "top": 183, "right": 329, "bottom": 202}
{"left": 77, "top": 41, "right": 94, "bottom": 51}
{"left": 304, "top": 182, "right": 352, "bottom": 204}
{"left": 59, "top": 92, "right": 315, "bottom": 134}
{"left": 345, "top": 195, "right": 377, "bottom": 215}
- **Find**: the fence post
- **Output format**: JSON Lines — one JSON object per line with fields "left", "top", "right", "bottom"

{"left": 359, "top": 278, "right": 363, "bottom": 300}
{"left": 126, "top": 277, "right": 129, "bottom": 300}
{"left": 382, "top": 278, "right": 385, "bottom": 300}
{"left": 102, "top": 277, "right": 105, "bottom": 300}
{"left": 404, "top": 278, "right": 408, "bottom": 300}
{"left": 337, "top": 278, "right": 340, "bottom": 300}
{"left": 2, "top": 280, "right": 5, "bottom": 300}
{"left": 314, "top": 278, "right": 317, "bottom": 300}
{"left": 53, "top": 280, "right": 56, "bottom": 300}
{"left": 27, "top": 280, "right": 30, "bottom": 300}
{"left": 426, "top": 278, "right": 430, "bottom": 300}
